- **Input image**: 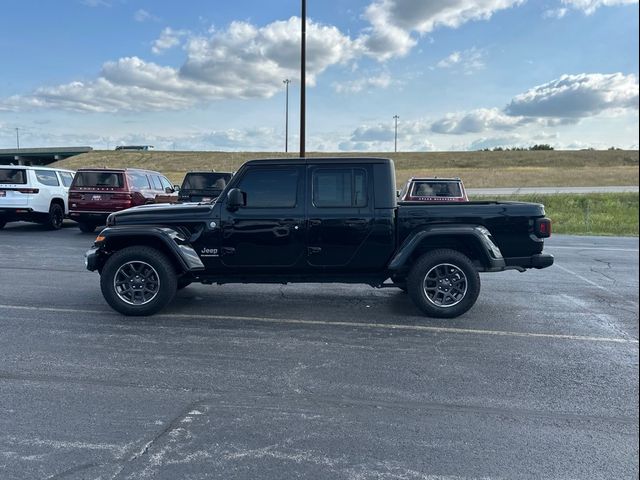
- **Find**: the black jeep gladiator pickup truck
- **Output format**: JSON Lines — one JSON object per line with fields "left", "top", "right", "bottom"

{"left": 85, "top": 158, "right": 553, "bottom": 318}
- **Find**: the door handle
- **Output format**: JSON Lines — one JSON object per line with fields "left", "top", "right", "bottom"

{"left": 308, "top": 247, "right": 322, "bottom": 254}
{"left": 345, "top": 218, "right": 368, "bottom": 226}
{"left": 308, "top": 219, "right": 322, "bottom": 226}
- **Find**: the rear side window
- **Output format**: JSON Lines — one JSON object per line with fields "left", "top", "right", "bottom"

{"left": 128, "top": 172, "right": 150, "bottom": 189}
{"left": 0, "top": 169, "right": 27, "bottom": 184}
{"left": 73, "top": 172, "right": 124, "bottom": 188}
{"left": 35, "top": 170, "right": 60, "bottom": 186}
{"left": 312, "top": 168, "right": 367, "bottom": 208}
{"left": 59, "top": 172, "right": 74, "bottom": 187}
{"left": 150, "top": 175, "right": 162, "bottom": 190}
{"left": 237, "top": 168, "right": 298, "bottom": 208}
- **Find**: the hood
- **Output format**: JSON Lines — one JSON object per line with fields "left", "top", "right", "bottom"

{"left": 107, "top": 201, "right": 215, "bottom": 226}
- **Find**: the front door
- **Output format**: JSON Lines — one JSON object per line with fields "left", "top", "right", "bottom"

{"left": 306, "top": 165, "right": 374, "bottom": 268}
{"left": 220, "top": 166, "right": 306, "bottom": 268}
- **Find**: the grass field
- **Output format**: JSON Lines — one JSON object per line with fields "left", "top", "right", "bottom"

{"left": 52, "top": 149, "right": 639, "bottom": 188}
{"left": 472, "top": 193, "right": 639, "bottom": 236}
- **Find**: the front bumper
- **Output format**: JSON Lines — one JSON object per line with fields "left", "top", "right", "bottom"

{"left": 85, "top": 247, "right": 101, "bottom": 271}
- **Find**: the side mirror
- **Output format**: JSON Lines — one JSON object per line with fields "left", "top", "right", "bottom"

{"left": 173, "top": 185, "right": 180, "bottom": 192}
{"left": 227, "top": 188, "right": 245, "bottom": 210}
{"left": 165, "top": 186, "right": 174, "bottom": 194}
{"left": 396, "top": 190, "right": 401, "bottom": 198}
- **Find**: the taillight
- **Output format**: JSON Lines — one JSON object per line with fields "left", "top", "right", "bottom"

{"left": 69, "top": 192, "right": 82, "bottom": 199}
{"left": 535, "top": 217, "right": 552, "bottom": 238}
{"left": 112, "top": 193, "right": 133, "bottom": 201}
{"left": 17, "top": 188, "right": 39, "bottom": 194}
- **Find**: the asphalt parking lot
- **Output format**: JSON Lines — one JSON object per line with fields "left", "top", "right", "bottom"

{"left": 0, "top": 222, "right": 638, "bottom": 479}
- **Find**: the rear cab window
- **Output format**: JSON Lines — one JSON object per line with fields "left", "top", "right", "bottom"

{"left": 412, "top": 181, "right": 462, "bottom": 198}
{"left": 0, "top": 169, "right": 27, "bottom": 184}
{"left": 72, "top": 171, "right": 124, "bottom": 188}
{"left": 182, "top": 173, "right": 230, "bottom": 192}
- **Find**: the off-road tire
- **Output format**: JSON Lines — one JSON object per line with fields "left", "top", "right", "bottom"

{"left": 78, "top": 222, "right": 97, "bottom": 233}
{"left": 407, "top": 249, "right": 480, "bottom": 318}
{"left": 100, "top": 246, "right": 177, "bottom": 316}
{"left": 46, "top": 203, "right": 64, "bottom": 230}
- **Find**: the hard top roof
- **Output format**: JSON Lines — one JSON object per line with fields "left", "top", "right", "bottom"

{"left": 75, "top": 167, "right": 163, "bottom": 174}
{"left": 0, "top": 165, "right": 75, "bottom": 173}
{"left": 242, "top": 157, "right": 393, "bottom": 166}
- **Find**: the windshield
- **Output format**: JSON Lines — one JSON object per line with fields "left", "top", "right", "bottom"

{"left": 72, "top": 171, "right": 124, "bottom": 188}
{"left": 181, "top": 173, "right": 231, "bottom": 191}
{"left": 0, "top": 168, "right": 27, "bottom": 184}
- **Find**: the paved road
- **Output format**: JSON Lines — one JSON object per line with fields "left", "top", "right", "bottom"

{"left": 468, "top": 185, "right": 639, "bottom": 195}
{"left": 0, "top": 222, "right": 638, "bottom": 479}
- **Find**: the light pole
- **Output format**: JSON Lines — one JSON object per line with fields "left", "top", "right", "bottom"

{"left": 393, "top": 115, "right": 399, "bottom": 153}
{"left": 283, "top": 79, "right": 291, "bottom": 153}
{"left": 299, "top": 0, "right": 306, "bottom": 157}
{"left": 15, "top": 128, "right": 20, "bottom": 150}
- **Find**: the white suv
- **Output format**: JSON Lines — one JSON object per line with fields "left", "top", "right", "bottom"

{"left": 0, "top": 166, "right": 75, "bottom": 230}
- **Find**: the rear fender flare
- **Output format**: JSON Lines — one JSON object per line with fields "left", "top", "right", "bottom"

{"left": 388, "top": 225, "right": 505, "bottom": 271}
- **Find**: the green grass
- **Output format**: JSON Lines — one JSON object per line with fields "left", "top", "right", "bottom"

{"left": 472, "top": 193, "right": 639, "bottom": 236}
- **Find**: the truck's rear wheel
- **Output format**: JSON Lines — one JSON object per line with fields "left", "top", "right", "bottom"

{"left": 100, "top": 246, "right": 177, "bottom": 316}
{"left": 407, "top": 249, "right": 480, "bottom": 318}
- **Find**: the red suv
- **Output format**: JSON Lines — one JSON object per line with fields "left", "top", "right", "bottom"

{"left": 68, "top": 168, "right": 176, "bottom": 232}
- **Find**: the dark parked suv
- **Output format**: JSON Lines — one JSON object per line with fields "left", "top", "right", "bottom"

{"left": 69, "top": 168, "right": 176, "bottom": 232}
{"left": 178, "top": 171, "right": 233, "bottom": 203}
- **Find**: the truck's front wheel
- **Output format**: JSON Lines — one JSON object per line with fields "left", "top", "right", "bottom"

{"left": 100, "top": 246, "right": 177, "bottom": 316}
{"left": 407, "top": 249, "right": 480, "bottom": 318}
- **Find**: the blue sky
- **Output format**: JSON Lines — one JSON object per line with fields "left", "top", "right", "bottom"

{"left": 0, "top": 0, "right": 638, "bottom": 151}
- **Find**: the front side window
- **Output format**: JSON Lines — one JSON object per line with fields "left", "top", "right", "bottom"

{"left": 160, "top": 176, "right": 173, "bottom": 191}
{"left": 312, "top": 168, "right": 367, "bottom": 208}
{"left": 35, "top": 170, "right": 60, "bottom": 186}
{"left": 237, "top": 168, "right": 298, "bottom": 208}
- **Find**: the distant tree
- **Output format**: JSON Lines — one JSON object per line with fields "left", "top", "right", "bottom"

{"left": 529, "top": 144, "right": 554, "bottom": 151}
{"left": 608, "top": 146, "right": 621, "bottom": 150}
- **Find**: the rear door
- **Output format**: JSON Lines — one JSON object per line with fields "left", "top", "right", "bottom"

{"left": 306, "top": 165, "right": 374, "bottom": 268}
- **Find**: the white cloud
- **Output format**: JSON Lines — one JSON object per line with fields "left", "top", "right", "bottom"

{"left": 333, "top": 72, "right": 392, "bottom": 93}
{"left": 134, "top": 9, "right": 159, "bottom": 23}
{"left": 0, "top": 16, "right": 359, "bottom": 113}
{"left": 431, "top": 108, "right": 531, "bottom": 134}
{"left": 542, "top": 8, "right": 569, "bottom": 18}
{"left": 561, "top": 0, "right": 638, "bottom": 15}
{"left": 152, "top": 28, "right": 189, "bottom": 54}
{"left": 504, "top": 73, "right": 639, "bottom": 118}
{"left": 80, "top": 0, "right": 111, "bottom": 7}
{"left": 436, "top": 47, "right": 486, "bottom": 73}
{"left": 361, "top": 0, "right": 524, "bottom": 59}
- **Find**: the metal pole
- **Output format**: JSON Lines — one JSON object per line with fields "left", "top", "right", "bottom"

{"left": 283, "top": 79, "right": 290, "bottom": 153}
{"left": 300, "top": 0, "right": 306, "bottom": 157}
{"left": 15, "top": 128, "right": 20, "bottom": 150}
{"left": 393, "top": 115, "right": 399, "bottom": 153}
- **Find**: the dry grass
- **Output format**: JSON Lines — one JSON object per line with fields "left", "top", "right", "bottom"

{"left": 52, "top": 149, "right": 639, "bottom": 188}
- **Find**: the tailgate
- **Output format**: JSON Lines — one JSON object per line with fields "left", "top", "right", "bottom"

{"left": 0, "top": 185, "right": 35, "bottom": 208}
{"left": 69, "top": 188, "right": 130, "bottom": 212}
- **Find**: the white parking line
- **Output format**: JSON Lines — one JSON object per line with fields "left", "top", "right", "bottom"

{"left": 546, "top": 246, "right": 639, "bottom": 252}
{"left": 554, "top": 264, "right": 611, "bottom": 292}
{"left": 0, "top": 304, "right": 636, "bottom": 345}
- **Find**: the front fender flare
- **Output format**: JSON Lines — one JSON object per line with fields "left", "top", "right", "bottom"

{"left": 90, "top": 226, "right": 205, "bottom": 272}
